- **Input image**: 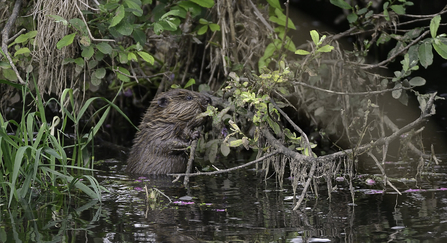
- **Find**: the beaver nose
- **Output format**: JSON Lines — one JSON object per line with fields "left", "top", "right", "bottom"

{"left": 203, "top": 96, "right": 212, "bottom": 106}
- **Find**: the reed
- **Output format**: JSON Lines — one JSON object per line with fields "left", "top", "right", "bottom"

{"left": 0, "top": 80, "right": 129, "bottom": 208}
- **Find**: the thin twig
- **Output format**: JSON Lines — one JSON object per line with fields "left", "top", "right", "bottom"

{"left": 358, "top": 30, "right": 430, "bottom": 69}
{"left": 293, "top": 160, "right": 317, "bottom": 210}
{"left": 74, "top": 1, "right": 115, "bottom": 42}
{"left": 183, "top": 139, "right": 198, "bottom": 186}
{"left": 1, "top": 0, "right": 26, "bottom": 84}
{"left": 168, "top": 151, "right": 279, "bottom": 177}
{"left": 270, "top": 98, "right": 312, "bottom": 154}
{"left": 293, "top": 80, "right": 413, "bottom": 95}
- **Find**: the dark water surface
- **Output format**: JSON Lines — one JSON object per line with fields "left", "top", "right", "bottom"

{"left": 2, "top": 153, "right": 447, "bottom": 243}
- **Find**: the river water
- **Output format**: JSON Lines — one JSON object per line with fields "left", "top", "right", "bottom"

{"left": 2, "top": 148, "right": 447, "bottom": 242}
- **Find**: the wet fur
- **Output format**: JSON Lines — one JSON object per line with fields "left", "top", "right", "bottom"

{"left": 126, "top": 89, "right": 211, "bottom": 174}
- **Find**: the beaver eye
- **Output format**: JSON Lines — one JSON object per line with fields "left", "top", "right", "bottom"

{"left": 185, "top": 95, "right": 193, "bottom": 101}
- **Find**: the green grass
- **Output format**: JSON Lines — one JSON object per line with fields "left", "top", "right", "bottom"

{"left": 0, "top": 79, "right": 131, "bottom": 208}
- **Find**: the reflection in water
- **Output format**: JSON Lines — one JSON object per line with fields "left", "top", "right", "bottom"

{"left": 1, "top": 157, "right": 447, "bottom": 242}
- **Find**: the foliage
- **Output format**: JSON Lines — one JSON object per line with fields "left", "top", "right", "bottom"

{"left": 0, "top": 78, "right": 133, "bottom": 207}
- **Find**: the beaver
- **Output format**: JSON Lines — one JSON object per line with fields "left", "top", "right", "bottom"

{"left": 126, "top": 89, "right": 212, "bottom": 175}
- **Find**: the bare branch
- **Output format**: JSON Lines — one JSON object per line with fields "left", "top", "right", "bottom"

{"left": 1, "top": 0, "right": 26, "bottom": 84}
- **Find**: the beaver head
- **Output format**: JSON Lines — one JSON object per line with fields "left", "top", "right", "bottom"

{"left": 143, "top": 89, "right": 212, "bottom": 139}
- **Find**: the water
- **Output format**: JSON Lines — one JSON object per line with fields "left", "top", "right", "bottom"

{"left": 2, "top": 154, "right": 447, "bottom": 242}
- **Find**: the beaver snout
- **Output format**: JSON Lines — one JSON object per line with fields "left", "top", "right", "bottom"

{"left": 202, "top": 96, "right": 212, "bottom": 107}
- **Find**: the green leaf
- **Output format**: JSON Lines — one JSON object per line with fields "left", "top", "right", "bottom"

{"left": 178, "top": 1, "right": 202, "bottom": 17}
{"left": 128, "top": 52, "right": 137, "bottom": 62}
{"left": 317, "top": 44, "right": 334, "bottom": 53}
{"left": 137, "top": 51, "right": 154, "bottom": 64}
{"left": 69, "top": 18, "right": 88, "bottom": 36}
{"left": 81, "top": 45, "right": 94, "bottom": 59}
{"left": 220, "top": 142, "right": 230, "bottom": 156}
{"left": 310, "top": 30, "right": 319, "bottom": 46}
{"left": 330, "top": 0, "right": 352, "bottom": 9}
{"left": 3, "top": 69, "right": 18, "bottom": 81}
{"left": 190, "top": 0, "right": 214, "bottom": 8}
{"left": 124, "top": 0, "right": 143, "bottom": 17}
{"left": 91, "top": 75, "right": 101, "bottom": 86}
{"left": 14, "top": 31, "right": 37, "bottom": 44}
{"left": 267, "top": 0, "right": 282, "bottom": 9}
{"left": 14, "top": 47, "right": 30, "bottom": 56}
{"left": 418, "top": 42, "right": 433, "bottom": 68}
{"left": 197, "top": 25, "right": 208, "bottom": 35}
{"left": 117, "top": 66, "right": 131, "bottom": 82}
{"left": 430, "top": 15, "right": 441, "bottom": 38}
{"left": 116, "top": 20, "right": 134, "bottom": 36}
{"left": 119, "top": 52, "right": 128, "bottom": 63}
{"left": 184, "top": 78, "right": 195, "bottom": 88}
{"left": 209, "top": 23, "right": 220, "bottom": 32}
{"left": 269, "top": 8, "right": 296, "bottom": 30}
{"left": 161, "top": 10, "right": 182, "bottom": 20}
{"left": 109, "top": 5, "right": 125, "bottom": 28}
{"left": 266, "top": 117, "right": 281, "bottom": 136}
{"left": 433, "top": 39, "right": 447, "bottom": 59}
{"left": 96, "top": 42, "right": 113, "bottom": 54}
{"left": 401, "top": 53, "right": 410, "bottom": 72}
{"left": 48, "top": 15, "right": 68, "bottom": 25}
{"left": 56, "top": 33, "right": 76, "bottom": 49}
{"left": 295, "top": 49, "right": 310, "bottom": 55}
{"left": 132, "top": 29, "right": 146, "bottom": 45}
{"left": 229, "top": 139, "right": 243, "bottom": 147}
{"left": 390, "top": 5, "right": 405, "bottom": 14}
{"left": 154, "top": 23, "right": 163, "bottom": 35}
{"left": 392, "top": 83, "right": 402, "bottom": 99}
{"left": 347, "top": 13, "right": 358, "bottom": 23}
{"left": 409, "top": 76, "right": 426, "bottom": 86}
{"left": 94, "top": 68, "right": 106, "bottom": 79}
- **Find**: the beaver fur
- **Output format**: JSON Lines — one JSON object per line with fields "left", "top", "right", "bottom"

{"left": 126, "top": 89, "right": 211, "bottom": 175}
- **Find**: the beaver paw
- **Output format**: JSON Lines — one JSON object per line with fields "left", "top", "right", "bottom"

{"left": 191, "top": 130, "right": 200, "bottom": 140}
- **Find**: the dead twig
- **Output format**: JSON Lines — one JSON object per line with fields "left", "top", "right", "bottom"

{"left": 1, "top": 0, "right": 26, "bottom": 84}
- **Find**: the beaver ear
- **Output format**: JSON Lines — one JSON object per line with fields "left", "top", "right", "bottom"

{"left": 157, "top": 97, "right": 169, "bottom": 107}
